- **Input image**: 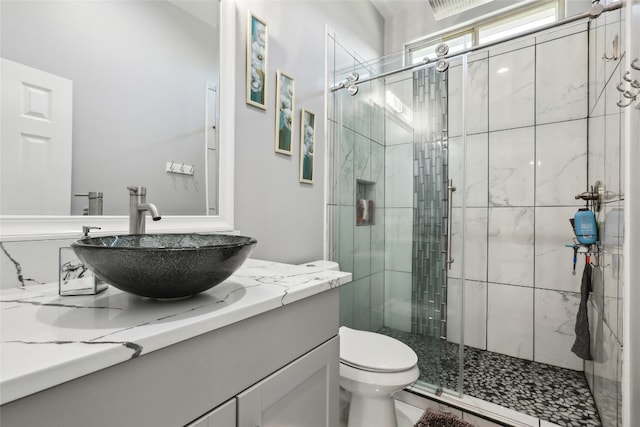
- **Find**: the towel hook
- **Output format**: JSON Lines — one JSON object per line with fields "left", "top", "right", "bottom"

{"left": 602, "top": 35, "right": 619, "bottom": 61}
{"left": 617, "top": 97, "right": 635, "bottom": 108}
{"left": 623, "top": 71, "right": 640, "bottom": 88}
{"left": 631, "top": 58, "right": 640, "bottom": 71}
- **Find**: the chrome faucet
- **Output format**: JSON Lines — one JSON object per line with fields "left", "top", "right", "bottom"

{"left": 127, "top": 186, "right": 161, "bottom": 234}
{"left": 74, "top": 192, "right": 104, "bottom": 215}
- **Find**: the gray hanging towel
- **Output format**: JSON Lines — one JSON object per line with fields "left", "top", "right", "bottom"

{"left": 571, "top": 262, "right": 593, "bottom": 360}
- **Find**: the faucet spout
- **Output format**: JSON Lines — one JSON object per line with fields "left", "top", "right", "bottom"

{"left": 138, "top": 203, "right": 161, "bottom": 221}
{"left": 127, "top": 186, "right": 162, "bottom": 234}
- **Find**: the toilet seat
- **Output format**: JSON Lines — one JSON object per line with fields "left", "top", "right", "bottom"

{"left": 339, "top": 326, "right": 417, "bottom": 373}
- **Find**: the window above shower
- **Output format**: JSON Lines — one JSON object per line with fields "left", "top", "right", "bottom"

{"left": 406, "top": 0, "right": 562, "bottom": 64}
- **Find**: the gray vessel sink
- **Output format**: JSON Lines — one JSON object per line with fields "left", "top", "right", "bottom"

{"left": 71, "top": 234, "right": 257, "bottom": 299}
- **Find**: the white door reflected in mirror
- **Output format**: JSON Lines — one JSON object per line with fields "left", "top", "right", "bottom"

{"left": 1, "top": 59, "right": 73, "bottom": 215}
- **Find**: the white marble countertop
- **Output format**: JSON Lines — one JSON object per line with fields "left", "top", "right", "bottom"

{"left": 0, "top": 259, "right": 351, "bottom": 405}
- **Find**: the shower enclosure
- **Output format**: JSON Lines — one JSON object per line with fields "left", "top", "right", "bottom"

{"left": 328, "top": 6, "right": 624, "bottom": 426}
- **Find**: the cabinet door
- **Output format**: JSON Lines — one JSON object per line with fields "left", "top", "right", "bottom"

{"left": 237, "top": 336, "right": 339, "bottom": 427}
{"left": 185, "top": 398, "right": 236, "bottom": 427}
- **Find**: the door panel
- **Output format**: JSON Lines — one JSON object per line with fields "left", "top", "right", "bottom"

{"left": 1, "top": 58, "right": 73, "bottom": 214}
{"left": 185, "top": 398, "right": 235, "bottom": 427}
{"left": 237, "top": 337, "right": 339, "bottom": 427}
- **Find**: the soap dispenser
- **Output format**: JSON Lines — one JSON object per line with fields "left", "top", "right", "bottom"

{"left": 59, "top": 226, "right": 108, "bottom": 296}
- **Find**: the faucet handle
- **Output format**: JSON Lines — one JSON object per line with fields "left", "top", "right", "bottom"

{"left": 575, "top": 191, "right": 598, "bottom": 201}
{"left": 127, "top": 186, "right": 146, "bottom": 196}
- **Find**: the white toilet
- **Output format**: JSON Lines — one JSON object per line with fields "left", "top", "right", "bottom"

{"left": 339, "top": 326, "right": 419, "bottom": 427}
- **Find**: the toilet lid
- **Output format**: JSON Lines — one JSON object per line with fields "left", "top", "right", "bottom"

{"left": 339, "top": 326, "right": 418, "bottom": 373}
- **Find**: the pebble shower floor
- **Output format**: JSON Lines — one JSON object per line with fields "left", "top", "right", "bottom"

{"left": 379, "top": 327, "right": 601, "bottom": 426}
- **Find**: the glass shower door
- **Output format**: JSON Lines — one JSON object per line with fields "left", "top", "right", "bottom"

{"left": 409, "top": 64, "right": 462, "bottom": 395}
{"left": 327, "top": 32, "right": 464, "bottom": 398}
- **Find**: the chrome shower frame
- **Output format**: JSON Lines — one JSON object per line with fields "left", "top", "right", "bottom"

{"left": 330, "top": 0, "right": 621, "bottom": 94}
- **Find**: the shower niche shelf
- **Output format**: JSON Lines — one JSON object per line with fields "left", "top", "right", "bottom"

{"left": 356, "top": 180, "right": 375, "bottom": 226}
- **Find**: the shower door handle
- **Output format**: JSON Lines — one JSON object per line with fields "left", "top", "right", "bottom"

{"left": 447, "top": 179, "right": 456, "bottom": 269}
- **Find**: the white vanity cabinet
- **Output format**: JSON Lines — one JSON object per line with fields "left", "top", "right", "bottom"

{"left": 188, "top": 336, "right": 339, "bottom": 427}
{"left": 237, "top": 336, "right": 339, "bottom": 427}
{"left": 0, "top": 288, "right": 340, "bottom": 427}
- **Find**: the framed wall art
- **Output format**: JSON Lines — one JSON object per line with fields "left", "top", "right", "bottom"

{"left": 275, "top": 70, "right": 295, "bottom": 155}
{"left": 299, "top": 109, "right": 315, "bottom": 184}
{"left": 246, "top": 12, "right": 267, "bottom": 109}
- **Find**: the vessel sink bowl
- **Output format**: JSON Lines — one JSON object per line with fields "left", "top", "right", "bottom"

{"left": 71, "top": 234, "right": 257, "bottom": 299}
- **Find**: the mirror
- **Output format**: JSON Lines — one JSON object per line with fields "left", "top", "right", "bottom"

{"left": 0, "top": 0, "right": 236, "bottom": 239}
{"left": 1, "top": 0, "right": 219, "bottom": 216}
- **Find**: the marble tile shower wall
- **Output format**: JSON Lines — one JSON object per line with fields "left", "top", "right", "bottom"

{"left": 584, "top": 7, "right": 625, "bottom": 427}
{"left": 327, "top": 33, "right": 387, "bottom": 332}
{"left": 444, "top": 22, "right": 592, "bottom": 372}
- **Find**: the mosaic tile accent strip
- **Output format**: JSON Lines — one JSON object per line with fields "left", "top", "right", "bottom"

{"left": 411, "top": 67, "right": 449, "bottom": 340}
{"left": 379, "top": 327, "right": 601, "bottom": 427}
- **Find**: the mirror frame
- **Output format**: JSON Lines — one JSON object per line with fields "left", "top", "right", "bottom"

{"left": 0, "top": 0, "right": 236, "bottom": 241}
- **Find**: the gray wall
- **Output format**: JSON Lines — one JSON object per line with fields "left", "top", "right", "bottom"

{"left": 1, "top": 1, "right": 218, "bottom": 215}
{"left": 233, "top": 0, "right": 384, "bottom": 264}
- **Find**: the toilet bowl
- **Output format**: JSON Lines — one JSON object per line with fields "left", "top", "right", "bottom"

{"left": 339, "top": 326, "right": 419, "bottom": 427}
